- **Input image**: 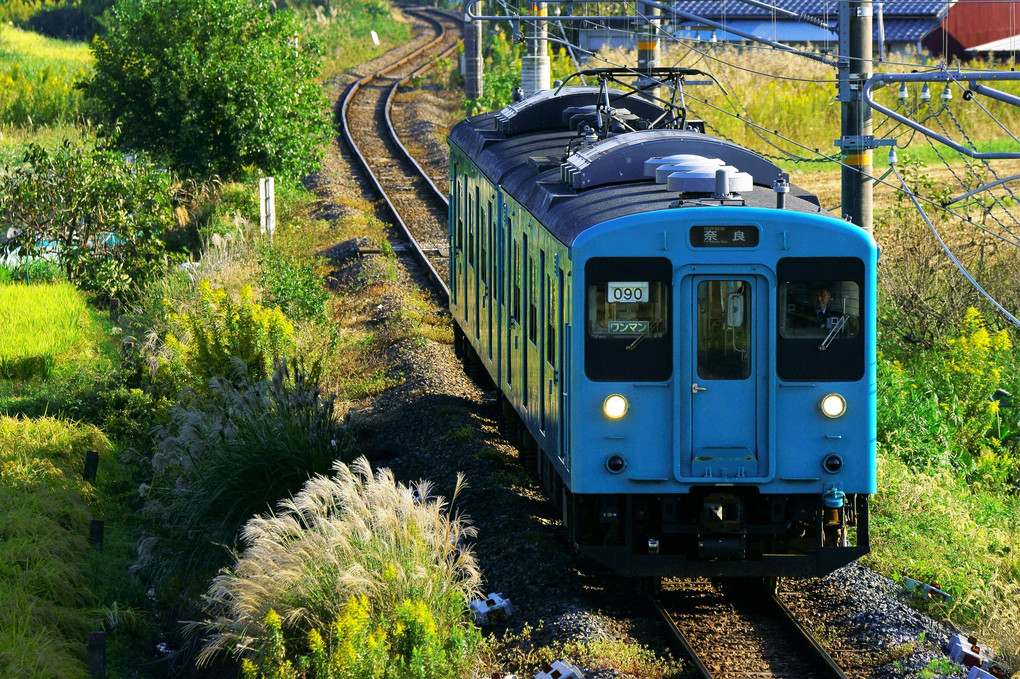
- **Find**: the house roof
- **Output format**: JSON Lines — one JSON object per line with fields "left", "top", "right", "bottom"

{"left": 673, "top": 16, "right": 937, "bottom": 42}
{"left": 671, "top": 0, "right": 952, "bottom": 19}
{"left": 967, "top": 33, "right": 1020, "bottom": 51}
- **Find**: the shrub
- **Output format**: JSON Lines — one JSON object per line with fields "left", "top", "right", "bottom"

{"left": 0, "top": 139, "right": 182, "bottom": 301}
{"left": 258, "top": 245, "right": 328, "bottom": 323}
{"left": 156, "top": 279, "right": 294, "bottom": 394}
{"left": 135, "top": 360, "right": 349, "bottom": 600}
{"left": 194, "top": 457, "right": 482, "bottom": 679}
{"left": 878, "top": 308, "right": 1016, "bottom": 484}
{"left": 83, "top": 0, "right": 331, "bottom": 180}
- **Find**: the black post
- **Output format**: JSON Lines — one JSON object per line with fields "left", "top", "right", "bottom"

{"left": 463, "top": 0, "right": 483, "bottom": 100}
{"left": 109, "top": 297, "right": 120, "bottom": 322}
{"left": 839, "top": 0, "right": 874, "bottom": 234}
{"left": 89, "top": 519, "right": 104, "bottom": 549}
{"left": 88, "top": 631, "right": 106, "bottom": 678}
{"left": 83, "top": 450, "right": 99, "bottom": 483}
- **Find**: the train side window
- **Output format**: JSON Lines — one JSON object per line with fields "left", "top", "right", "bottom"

{"left": 777, "top": 257, "right": 865, "bottom": 381}
{"left": 528, "top": 253, "right": 538, "bottom": 344}
{"left": 512, "top": 241, "right": 521, "bottom": 321}
{"left": 547, "top": 277, "right": 556, "bottom": 365}
{"left": 584, "top": 257, "right": 672, "bottom": 382}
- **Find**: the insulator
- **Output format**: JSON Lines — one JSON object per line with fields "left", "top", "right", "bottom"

{"left": 941, "top": 83, "right": 953, "bottom": 101}
{"left": 888, "top": 147, "right": 898, "bottom": 165}
{"left": 920, "top": 83, "right": 931, "bottom": 102}
{"left": 897, "top": 82, "right": 908, "bottom": 103}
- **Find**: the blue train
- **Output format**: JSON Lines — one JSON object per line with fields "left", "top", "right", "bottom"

{"left": 447, "top": 79, "right": 876, "bottom": 577}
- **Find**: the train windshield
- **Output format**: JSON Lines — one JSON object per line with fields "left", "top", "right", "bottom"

{"left": 779, "top": 281, "right": 861, "bottom": 340}
{"left": 585, "top": 257, "right": 672, "bottom": 381}
{"left": 587, "top": 281, "right": 669, "bottom": 340}
{"left": 776, "top": 258, "right": 865, "bottom": 381}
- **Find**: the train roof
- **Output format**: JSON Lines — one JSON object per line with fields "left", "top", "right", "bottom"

{"left": 448, "top": 86, "right": 831, "bottom": 246}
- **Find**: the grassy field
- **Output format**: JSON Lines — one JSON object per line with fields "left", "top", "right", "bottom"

{"left": 0, "top": 23, "right": 92, "bottom": 128}
{"left": 0, "top": 280, "right": 122, "bottom": 679}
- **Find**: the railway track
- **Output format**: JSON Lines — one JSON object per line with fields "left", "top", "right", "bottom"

{"left": 339, "top": 6, "right": 457, "bottom": 300}
{"left": 648, "top": 578, "right": 851, "bottom": 679}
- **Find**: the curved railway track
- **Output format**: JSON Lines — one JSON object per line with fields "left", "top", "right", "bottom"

{"left": 339, "top": 6, "right": 457, "bottom": 300}
{"left": 648, "top": 578, "right": 851, "bottom": 679}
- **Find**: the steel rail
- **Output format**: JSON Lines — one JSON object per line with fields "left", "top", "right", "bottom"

{"left": 643, "top": 581, "right": 850, "bottom": 679}
{"left": 771, "top": 592, "right": 851, "bottom": 679}
{"left": 383, "top": 30, "right": 456, "bottom": 210}
{"left": 339, "top": 7, "right": 452, "bottom": 301}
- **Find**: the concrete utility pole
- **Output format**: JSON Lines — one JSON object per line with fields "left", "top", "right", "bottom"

{"left": 838, "top": 0, "right": 874, "bottom": 234}
{"left": 521, "top": 2, "right": 551, "bottom": 95}
{"left": 636, "top": 0, "right": 661, "bottom": 101}
{"left": 464, "top": 0, "right": 484, "bottom": 100}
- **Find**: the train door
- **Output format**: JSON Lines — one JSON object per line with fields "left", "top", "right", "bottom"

{"left": 542, "top": 261, "right": 560, "bottom": 445}
{"left": 681, "top": 275, "right": 769, "bottom": 480}
{"left": 522, "top": 234, "right": 532, "bottom": 414}
{"left": 453, "top": 177, "right": 465, "bottom": 317}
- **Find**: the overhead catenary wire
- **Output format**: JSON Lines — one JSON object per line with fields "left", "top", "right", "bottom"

{"left": 481, "top": 0, "right": 1020, "bottom": 319}
{"left": 890, "top": 161, "right": 1020, "bottom": 329}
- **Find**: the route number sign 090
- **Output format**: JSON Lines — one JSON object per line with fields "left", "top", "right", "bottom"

{"left": 607, "top": 282, "right": 649, "bottom": 303}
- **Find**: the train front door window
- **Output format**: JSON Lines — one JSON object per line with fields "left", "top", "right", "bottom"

{"left": 689, "top": 278, "right": 764, "bottom": 478}
{"left": 696, "top": 281, "right": 751, "bottom": 380}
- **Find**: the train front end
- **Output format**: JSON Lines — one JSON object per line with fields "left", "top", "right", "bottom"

{"left": 565, "top": 201, "right": 877, "bottom": 578}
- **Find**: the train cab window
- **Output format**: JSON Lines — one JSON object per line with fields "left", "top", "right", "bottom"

{"left": 585, "top": 257, "right": 672, "bottom": 382}
{"left": 777, "top": 258, "right": 865, "bottom": 381}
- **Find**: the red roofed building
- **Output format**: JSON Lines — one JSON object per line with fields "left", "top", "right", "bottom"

{"left": 923, "top": 0, "right": 1020, "bottom": 58}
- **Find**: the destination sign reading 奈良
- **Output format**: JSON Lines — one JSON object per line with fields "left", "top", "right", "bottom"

{"left": 690, "top": 225, "right": 759, "bottom": 247}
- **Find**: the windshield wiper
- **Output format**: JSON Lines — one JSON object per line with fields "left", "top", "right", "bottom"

{"left": 626, "top": 319, "right": 662, "bottom": 351}
{"left": 817, "top": 315, "right": 848, "bottom": 351}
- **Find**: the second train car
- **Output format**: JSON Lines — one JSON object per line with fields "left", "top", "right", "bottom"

{"left": 447, "top": 82, "right": 877, "bottom": 577}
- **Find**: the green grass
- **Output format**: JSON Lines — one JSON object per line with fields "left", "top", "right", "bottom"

{"left": 0, "top": 416, "right": 113, "bottom": 679}
{"left": 0, "top": 281, "right": 93, "bottom": 379}
{"left": 867, "top": 454, "right": 1020, "bottom": 668}
{"left": 0, "top": 281, "right": 120, "bottom": 420}
{"left": 0, "top": 23, "right": 92, "bottom": 127}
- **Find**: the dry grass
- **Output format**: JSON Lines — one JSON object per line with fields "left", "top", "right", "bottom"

{"left": 194, "top": 456, "right": 481, "bottom": 666}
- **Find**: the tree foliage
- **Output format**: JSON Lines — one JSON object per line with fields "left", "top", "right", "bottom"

{"left": 0, "top": 139, "right": 180, "bottom": 300}
{"left": 82, "top": 0, "right": 330, "bottom": 180}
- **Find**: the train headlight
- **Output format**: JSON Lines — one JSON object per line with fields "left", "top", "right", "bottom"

{"left": 603, "top": 394, "right": 629, "bottom": 419}
{"left": 820, "top": 393, "right": 847, "bottom": 419}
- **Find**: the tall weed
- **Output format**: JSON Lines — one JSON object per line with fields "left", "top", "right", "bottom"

{"left": 195, "top": 457, "right": 482, "bottom": 679}
{"left": 136, "top": 360, "right": 350, "bottom": 602}
{"left": 878, "top": 308, "right": 1015, "bottom": 481}
{"left": 154, "top": 279, "right": 294, "bottom": 395}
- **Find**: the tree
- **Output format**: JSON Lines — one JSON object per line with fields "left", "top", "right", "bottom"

{"left": 0, "top": 140, "right": 179, "bottom": 300}
{"left": 82, "top": 0, "right": 330, "bottom": 180}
